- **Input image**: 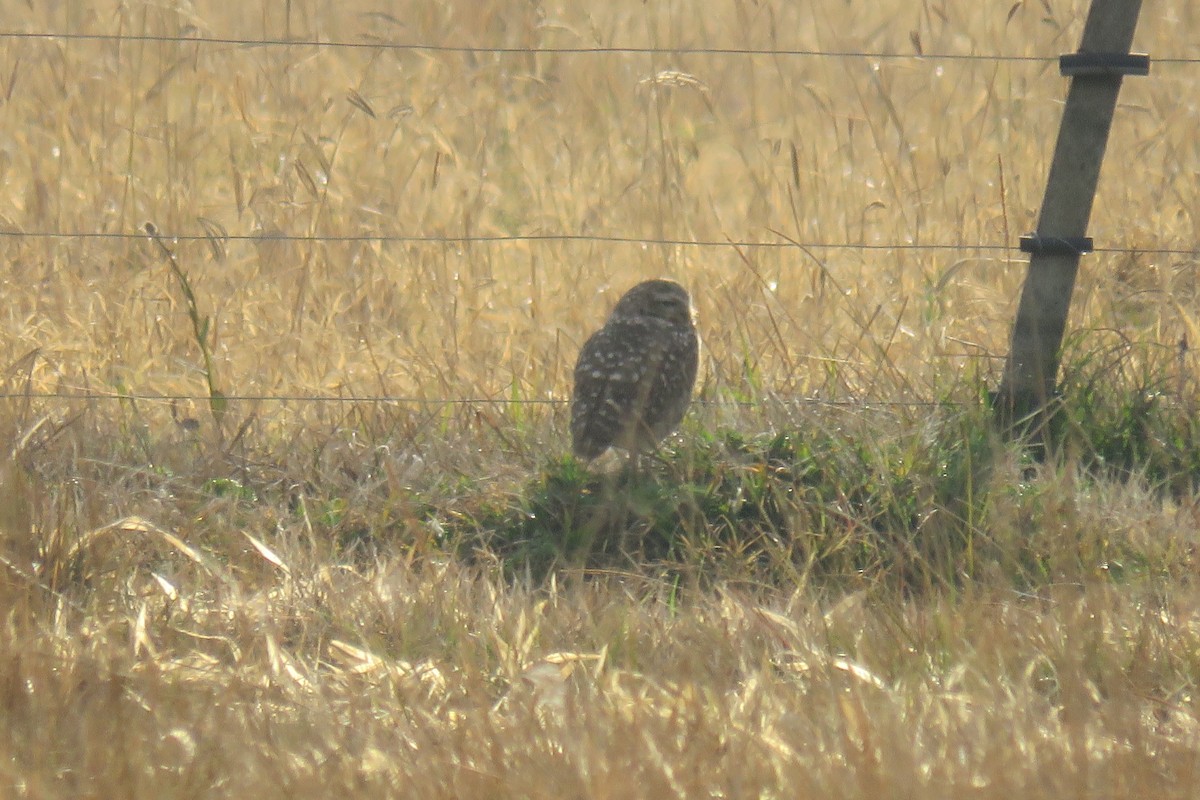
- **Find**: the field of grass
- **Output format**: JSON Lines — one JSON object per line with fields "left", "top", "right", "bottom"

{"left": 3, "top": 0, "right": 1200, "bottom": 795}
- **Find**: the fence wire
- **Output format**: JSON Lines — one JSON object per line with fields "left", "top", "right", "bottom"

{"left": 0, "top": 391, "right": 962, "bottom": 410}
{"left": 2, "top": 229, "right": 1197, "bottom": 257}
{"left": 2, "top": 30, "right": 1198, "bottom": 65}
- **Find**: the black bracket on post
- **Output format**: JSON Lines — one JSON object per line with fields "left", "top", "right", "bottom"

{"left": 1059, "top": 52, "right": 1150, "bottom": 77}
{"left": 1018, "top": 236, "right": 1094, "bottom": 256}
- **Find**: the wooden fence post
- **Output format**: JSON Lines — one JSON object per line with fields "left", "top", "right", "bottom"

{"left": 994, "top": 0, "right": 1146, "bottom": 437}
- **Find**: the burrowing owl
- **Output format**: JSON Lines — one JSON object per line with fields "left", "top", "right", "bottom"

{"left": 571, "top": 279, "right": 699, "bottom": 460}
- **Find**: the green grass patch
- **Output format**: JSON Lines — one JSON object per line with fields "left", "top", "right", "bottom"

{"left": 452, "top": 352, "right": 1200, "bottom": 591}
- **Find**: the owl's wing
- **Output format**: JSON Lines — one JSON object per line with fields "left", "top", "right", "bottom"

{"left": 570, "top": 321, "right": 668, "bottom": 457}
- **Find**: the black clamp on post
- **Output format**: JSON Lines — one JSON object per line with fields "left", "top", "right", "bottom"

{"left": 1019, "top": 235, "right": 1094, "bottom": 256}
{"left": 1059, "top": 52, "right": 1150, "bottom": 77}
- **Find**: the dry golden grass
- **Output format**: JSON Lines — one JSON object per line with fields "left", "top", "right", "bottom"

{"left": 3, "top": 0, "right": 1200, "bottom": 796}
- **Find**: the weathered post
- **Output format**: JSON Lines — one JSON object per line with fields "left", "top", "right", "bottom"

{"left": 995, "top": 0, "right": 1146, "bottom": 439}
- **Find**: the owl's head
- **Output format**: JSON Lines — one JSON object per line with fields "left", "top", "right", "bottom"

{"left": 609, "top": 279, "right": 693, "bottom": 327}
